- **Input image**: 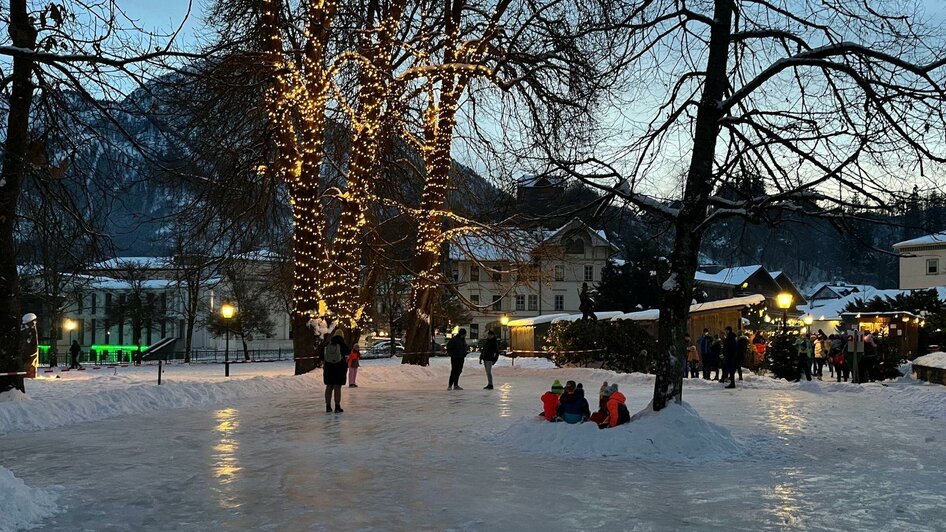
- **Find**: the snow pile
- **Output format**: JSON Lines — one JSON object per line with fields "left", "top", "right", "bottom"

{"left": 494, "top": 402, "right": 744, "bottom": 461}
{"left": 0, "top": 466, "right": 59, "bottom": 532}
{"left": 912, "top": 352, "right": 946, "bottom": 370}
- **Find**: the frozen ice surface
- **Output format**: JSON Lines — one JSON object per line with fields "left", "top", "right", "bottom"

{"left": 2, "top": 357, "right": 946, "bottom": 530}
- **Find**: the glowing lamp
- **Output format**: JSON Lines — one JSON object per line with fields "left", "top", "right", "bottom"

{"left": 803, "top": 315, "right": 813, "bottom": 326}
{"left": 776, "top": 292, "right": 794, "bottom": 310}
{"left": 64, "top": 319, "right": 77, "bottom": 332}
{"left": 221, "top": 303, "right": 236, "bottom": 320}
{"left": 500, "top": 314, "right": 509, "bottom": 326}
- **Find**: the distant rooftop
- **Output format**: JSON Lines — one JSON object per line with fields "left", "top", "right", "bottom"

{"left": 694, "top": 265, "right": 765, "bottom": 287}
{"left": 894, "top": 231, "right": 946, "bottom": 248}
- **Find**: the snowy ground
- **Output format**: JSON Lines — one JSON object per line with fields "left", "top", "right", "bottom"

{"left": 3, "top": 356, "right": 946, "bottom": 531}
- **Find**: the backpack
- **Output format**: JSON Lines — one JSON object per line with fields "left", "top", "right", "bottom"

{"left": 324, "top": 343, "right": 343, "bottom": 364}
{"left": 835, "top": 352, "right": 845, "bottom": 365}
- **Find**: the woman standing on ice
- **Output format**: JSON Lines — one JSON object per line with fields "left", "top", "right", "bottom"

{"left": 322, "top": 335, "right": 349, "bottom": 413}
{"left": 348, "top": 344, "right": 360, "bottom": 388}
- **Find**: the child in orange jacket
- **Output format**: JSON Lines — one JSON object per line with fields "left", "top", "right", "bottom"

{"left": 598, "top": 383, "right": 630, "bottom": 428}
{"left": 540, "top": 380, "right": 565, "bottom": 421}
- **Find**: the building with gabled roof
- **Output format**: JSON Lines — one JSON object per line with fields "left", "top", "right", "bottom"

{"left": 894, "top": 230, "right": 946, "bottom": 290}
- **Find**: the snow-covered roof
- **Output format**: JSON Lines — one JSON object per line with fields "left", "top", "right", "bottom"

{"left": 610, "top": 294, "right": 766, "bottom": 321}
{"left": 507, "top": 314, "right": 571, "bottom": 327}
{"left": 88, "top": 276, "right": 177, "bottom": 291}
{"left": 91, "top": 257, "right": 173, "bottom": 270}
{"left": 550, "top": 311, "right": 624, "bottom": 323}
{"left": 611, "top": 309, "right": 661, "bottom": 321}
{"left": 808, "top": 282, "right": 876, "bottom": 300}
{"left": 799, "top": 287, "right": 946, "bottom": 320}
{"left": 694, "top": 266, "right": 765, "bottom": 287}
{"left": 913, "top": 351, "right": 946, "bottom": 370}
{"left": 449, "top": 218, "right": 616, "bottom": 261}
{"left": 516, "top": 174, "right": 564, "bottom": 188}
{"left": 894, "top": 231, "right": 946, "bottom": 249}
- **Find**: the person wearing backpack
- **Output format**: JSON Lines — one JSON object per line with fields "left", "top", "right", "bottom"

{"left": 323, "top": 335, "right": 349, "bottom": 413}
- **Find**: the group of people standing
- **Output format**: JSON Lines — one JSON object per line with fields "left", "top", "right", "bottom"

{"left": 687, "top": 327, "right": 759, "bottom": 389}
{"left": 793, "top": 329, "right": 876, "bottom": 383}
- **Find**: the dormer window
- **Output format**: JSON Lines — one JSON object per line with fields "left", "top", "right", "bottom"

{"left": 564, "top": 236, "right": 585, "bottom": 255}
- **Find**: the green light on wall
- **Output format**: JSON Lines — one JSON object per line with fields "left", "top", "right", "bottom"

{"left": 38, "top": 344, "right": 51, "bottom": 353}
{"left": 90, "top": 345, "right": 142, "bottom": 351}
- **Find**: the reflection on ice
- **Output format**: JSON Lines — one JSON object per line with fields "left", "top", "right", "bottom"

{"left": 766, "top": 394, "right": 804, "bottom": 440}
{"left": 767, "top": 467, "right": 802, "bottom": 527}
{"left": 498, "top": 383, "right": 512, "bottom": 418}
{"left": 213, "top": 408, "right": 241, "bottom": 508}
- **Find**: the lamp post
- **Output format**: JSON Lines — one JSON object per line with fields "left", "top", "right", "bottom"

{"left": 776, "top": 292, "right": 794, "bottom": 334}
{"left": 803, "top": 314, "right": 814, "bottom": 335}
{"left": 63, "top": 319, "right": 76, "bottom": 368}
{"left": 221, "top": 303, "right": 236, "bottom": 377}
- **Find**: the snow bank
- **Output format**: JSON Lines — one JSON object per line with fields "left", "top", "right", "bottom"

{"left": 494, "top": 402, "right": 744, "bottom": 461}
{"left": 912, "top": 351, "right": 946, "bottom": 370}
{"left": 0, "top": 466, "right": 59, "bottom": 532}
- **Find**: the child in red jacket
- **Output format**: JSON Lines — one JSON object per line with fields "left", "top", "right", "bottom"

{"left": 540, "top": 380, "right": 565, "bottom": 421}
{"left": 348, "top": 345, "right": 361, "bottom": 388}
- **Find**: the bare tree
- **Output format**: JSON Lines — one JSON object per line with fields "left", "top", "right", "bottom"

{"left": 540, "top": 0, "right": 946, "bottom": 410}
{"left": 0, "top": 1, "right": 199, "bottom": 393}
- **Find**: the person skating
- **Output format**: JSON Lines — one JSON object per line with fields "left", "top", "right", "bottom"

{"left": 69, "top": 340, "right": 82, "bottom": 370}
{"left": 447, "top": 328, "right": 468, "bottom": 390}
{"left": 347, "top": 344, "right": 360, "bottom": 388}
{"left": 322, "top": 335, "right": 348, "bottom": 413}
{"left": 479, "top": 329, "right": 500, "bottom": 389}
{"left": 685, "top": 334, "right": 700, "bottom": 378}
{"left": 722, "top": 327, "right": 738, "bottom": 388}
{"left": 735, "top": 329, "right": 748, "bottom": 381}
{"left": 556, "top": 380, "right": 591, "bottom": 424}
{"left": 793, "top": 334, "right": 813, "bottom": 382}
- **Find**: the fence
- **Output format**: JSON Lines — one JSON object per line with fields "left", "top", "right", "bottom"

{"left": 39, "top": 348, "right": 293, "bottom": 367}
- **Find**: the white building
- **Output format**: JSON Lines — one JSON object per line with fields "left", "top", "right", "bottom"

{"left": 29, "top": 252, "right": 294, "bottom": 362}
{"left": 448, "top": 218, "right": 618, "bottom": 341}
{"left": 894, "top": 231, "right": 946, "bottom": 290}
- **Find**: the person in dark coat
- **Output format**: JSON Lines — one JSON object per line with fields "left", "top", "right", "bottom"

{"left": 447, "top": 328, "right": 468, "bottom": 390}
{"left": 735, "top": 329, "right": 748, "bottom": 381}
{"left": 322, "top": 335, "right": 349, "bottom": 413}
{"left": 722, "top": 327, "right": 738, "bottom": 389}
{"left": 69, "top": 340, "right": 82, "bottom": 369}
{"left": 709, "top": 334, "right": 722, "bottom": 381}
{"left": 698, "top": 329, "right": 713, "bottom": 379}
{"left": 578, "top": 283, "right": 597, "bottom": 321}
{"left": 478, "top": 329, "right": 500, "bottom": 389}
{"left": 556, "top": 381, "right": 591, "bottom": 423}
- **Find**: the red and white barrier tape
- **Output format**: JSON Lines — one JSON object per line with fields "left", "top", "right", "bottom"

{"left": 508, "top": 349, "right": 604, "bottom": 355}
{"left": 0, "top": 371, "right": 28, "bottom": 377}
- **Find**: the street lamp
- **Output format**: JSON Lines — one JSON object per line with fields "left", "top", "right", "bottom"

{"left": 221, "top": 303, "right": 236, "bottom": 377}
{"left": 500, "top": 314, "right": 509, "bottom": 326}
{"left": 803, "top": 314, "right": 813, "bottom": 335}
{"left": 64, "top": 319, "right": 77, "bottom": 342}
{"left": 776, "top": 292, "right": 794, "bottom": 333}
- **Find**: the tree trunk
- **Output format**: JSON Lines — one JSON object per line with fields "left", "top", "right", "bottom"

{"left": 292, "top": 313, "right": 319, "bottom": 375}
{"left": 0, "top": 0, "right": 36, "bottom": 395}
{"left": 652, "top": 0, "right": 734, "bottom": 411}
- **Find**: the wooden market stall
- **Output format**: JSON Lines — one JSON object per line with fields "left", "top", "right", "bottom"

{"left": 839, "top": 311, "right": 922, "bottom": 359}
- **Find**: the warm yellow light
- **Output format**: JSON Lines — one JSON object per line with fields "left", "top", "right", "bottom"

{"left": 763, "top": 315, "right": 771, "bottom": 323}
{"left": 500, "top": 314, "right": 509, "bottom": 326}
{"left": 776, "top": 292, "right": 794, "bottom": 310}
{"left": 902, "top": 316, "right": 910, "bottom": 322}
{"left": 803, "top": 315, "right": 813, "bottom": 326}
{"left": 451, "top": 325, "right": 460, "bottom": 335}
{"left": 221, "top": 303, "right": 236, "bottom": 320}
{"left": 64, "top": 319, "right": 77, "bottom": 332}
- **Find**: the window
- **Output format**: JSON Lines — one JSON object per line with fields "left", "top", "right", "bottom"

{"left": 470, "top": 294, "right": 480, "bottom": 307}
{"left": 90, "top": 293, "right": 96, "bottom": 315}
{"left": 90, "top": 319, "right": 96, "bottom": 344}
{"left": 470, "top": 265, "right": 480, "bottom": 281}
{"left": 528, "top": 294, "right": 538, "bottom": 311}
{"left": 554, "top": 294, "right": 564, "bottom": 311}
{"left": 492, "top": 295, "right": 502, "bottom": 311}
{"left": 564, "top": 235, "right": 585, "bottom": 254}
{"left": 515, "top": 295, "right": 525, "bottom": 311}
{"left": 491, "top": 269, "right": 502, "bottom": 282}
{"left": 584, "top": 265, "right": 594, "bottom": 282}
{"left": 928, "top": 258, "right": 940, "bottom": 275}
{"left": 104, "top": 293, "right": 112, "bottom": 313}
{"left": 554, "top": 265, "right": 565, "bottom": 282}
{"left": 469, "top": 323, "right": 479, "bottom": 339}
{"left": 78, "top": 295, "right": 84, "bottom": 314}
